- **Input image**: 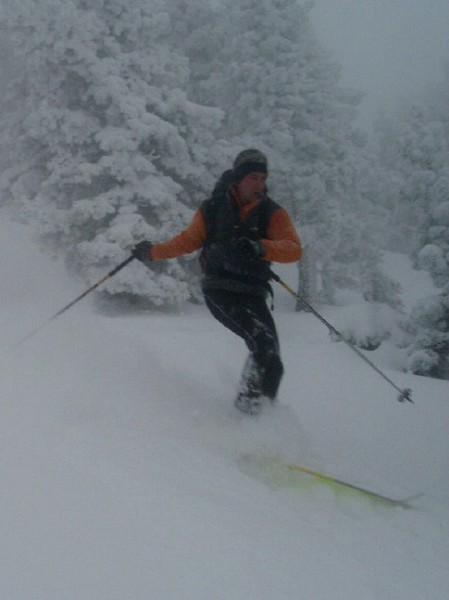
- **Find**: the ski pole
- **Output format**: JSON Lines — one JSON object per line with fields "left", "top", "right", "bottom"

{"left": 270, "top": 270, "right": 412, "bottom": 403}
{"left": 15, "top": 255, "right": 135, "bottom": 348}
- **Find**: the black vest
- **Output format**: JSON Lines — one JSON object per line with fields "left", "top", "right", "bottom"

{"left": 199, "top": 191, "right": 280, "bottom": 293}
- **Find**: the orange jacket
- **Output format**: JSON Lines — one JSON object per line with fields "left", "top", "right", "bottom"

{"left": 150, "top": 196, "right": 302, "bottom": 263}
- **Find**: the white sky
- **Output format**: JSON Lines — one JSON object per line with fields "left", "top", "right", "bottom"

{"left": 310, "top": 0, "right": 449, "bottom": 127}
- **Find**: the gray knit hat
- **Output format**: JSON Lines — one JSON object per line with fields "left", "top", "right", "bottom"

{"left": 233, "top": 148, "right": 268, "bottom": 182}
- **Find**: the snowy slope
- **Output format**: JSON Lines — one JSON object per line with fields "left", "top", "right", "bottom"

{"left": 1, "top": 217, "right": 448, "bottom": 600}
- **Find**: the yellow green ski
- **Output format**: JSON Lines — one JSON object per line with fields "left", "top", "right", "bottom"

{"left": 238, "top": 454, "right": 422, "bottom": 509}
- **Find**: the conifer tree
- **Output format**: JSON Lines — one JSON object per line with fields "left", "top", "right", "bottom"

{"left": 0, "top": 0, "right": 223, "bottom": 306}
{"left": 375, "top": 66, "right": 449, "bottom": 378}
{"left": 376, "top": 61, "right": 449, "bottom": 272}
{"left": 182, "top": 0, "right": 373, "bottom": 304}
{"left": 403, "top": 285, "right": 449, "bottom": 380}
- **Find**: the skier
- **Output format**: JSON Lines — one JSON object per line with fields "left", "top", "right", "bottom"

{"left": 132, "top": 149, "right": 302, "bottom": 414}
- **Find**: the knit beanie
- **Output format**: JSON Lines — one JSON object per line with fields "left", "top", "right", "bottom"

{"left": 233, "top": 148, "right": 268, "bottom": 182}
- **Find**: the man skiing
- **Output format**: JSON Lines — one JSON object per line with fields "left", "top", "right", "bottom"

{"left": 132, "top": 149, "right": 302, "bottom": 414}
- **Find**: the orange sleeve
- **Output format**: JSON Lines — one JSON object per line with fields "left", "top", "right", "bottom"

{"left": 151, "top": 208, "right": 206, "bottom": 261}
{"left": 262, "top": 208, "right": 302, "bottom": 263}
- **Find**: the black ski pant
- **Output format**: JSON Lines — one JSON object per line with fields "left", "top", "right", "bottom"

{"left": 204, "top": 289, "right": 284, "bottom": 400}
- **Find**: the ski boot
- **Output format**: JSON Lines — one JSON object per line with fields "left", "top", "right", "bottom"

{"left": 234, "top": 390, "right": 263, "bottom": 415}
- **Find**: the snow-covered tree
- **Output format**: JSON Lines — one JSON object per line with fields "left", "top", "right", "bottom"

{"left": 401, "top": 284, "right": 449, "bottom": 380}
{"left": 374, "top": 65, "right": 449, "bottom": 378}
{"left": 0, "top": 0, "right": 395, "bottom": 313}
{"left": 181, "top": 0, "right": 381, "bottom": 304}
{"left": 0, "top": 36, "right": 23, "bottom": 181}
{"left": 415, "top": 200, "right": 449, "bottom": 287}
{"left": 0, "top": 0, "right": 225, "bottom": 306}
{"left": 358, "top": 244, "right": 403, "bottom": 311}
{"left": 375, "top": 76, "right": 449, "bottom": 278}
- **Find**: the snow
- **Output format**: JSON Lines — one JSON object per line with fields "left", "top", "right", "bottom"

{"left": 1, "top": 218, "right": 448, "bottom": 600}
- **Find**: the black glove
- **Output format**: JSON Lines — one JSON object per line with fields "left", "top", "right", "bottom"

{"left": 236, "top": 237, "right": 265, "bottom": 260}
{"left": 132, "top": 240, "right": 153, "bottom": 262}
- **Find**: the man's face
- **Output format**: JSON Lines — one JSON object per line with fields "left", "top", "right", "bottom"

{"left": 236, "top": 172, "right": 267, "bottom": 205}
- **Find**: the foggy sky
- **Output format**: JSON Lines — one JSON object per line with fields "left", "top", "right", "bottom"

{"left": 310, "top": 0, "right": 449, "bottom": 127}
